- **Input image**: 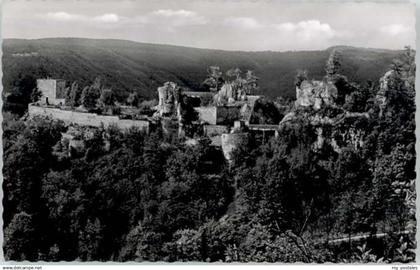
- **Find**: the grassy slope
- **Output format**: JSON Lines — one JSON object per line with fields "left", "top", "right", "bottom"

{"left": 2, "top": 38, "right": 402, "bottom": 100}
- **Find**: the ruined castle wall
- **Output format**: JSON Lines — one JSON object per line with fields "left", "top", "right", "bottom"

{"left": 28, "top": 105, "right": 149, "bottom": 132}
{"left": 161, "top": 117, "right": 179, "bottom": 135}
{"left": 195, "top": 106, "right": 241, "bottom": 125}
{"left": 119, "top": 106, "right": 141, "bottom": 116}
{"left": 195, "top": 107, "right": 217, "bottom": 125}
{"left": 37, "top": 79, "right": 56, "bottom": 104}
{"left": 204, "top": 125, "right": 229, "bottom": 137}
{"left": 37, "top": 79, "right": 66, "bottom": 105}
{"left": 55, "top": 80, "right": 67, "bottom": 99}
{"left": 221, "top": 133, "right": 249, "bottom": 161}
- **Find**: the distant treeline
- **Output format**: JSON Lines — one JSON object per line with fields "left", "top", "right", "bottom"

{"left": 3, "top": 38, "right": 401, "bottom": 102}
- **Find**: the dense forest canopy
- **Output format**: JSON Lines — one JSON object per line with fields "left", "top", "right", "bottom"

{"left": 3, "top": 38, "right": 400, "bottom": 102}
{"left": 2, "top": 47, "right": 416, "bottom": 262}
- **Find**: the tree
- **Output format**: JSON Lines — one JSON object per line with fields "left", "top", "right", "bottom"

{"left": 243, "top": 70, "right": 259, "bottom": 94}
{"left": 99, "top": 89, "right": 115, "bottom": 113}
{"left": 78, "top": 218, "right": 103, "bottom": 261}
{"left": 203, "top": 66, "right": 224, "bottom": 92}
{"left": 158, "top": 141, "right": 232, "bottom": 235}
{"left": 295, "top": 69, "right": 308, "bottom": 87}
{"left": 335, "top": 191, "right": 365, "bottom": 249}
{"left": 249, "top": 98, "right": 282, "bottom": 125}
{"left": 376, "top": 47, "right": 415, "bottom": 153}
{"left": 5, "top": 74, "right": 37, "bottom": 115}
{"left": 67, "top": 81, "right": 82, "bottom": 107}
{"left": 92, "top": 76, "right": 102, "bottom": 90}
{"left": 4, "top": 212, "right": 37, "bottom": 261}
{"left": 119, "top": 222, "right": 144, "bottom": 261}
{"left": 391, "top": 46, "right": 415, "bottom": 90}
{"left": 81, "top": 86, "right": 100, "bottom": 111}
{"left": 84, "top": 128, "right": 105, "bottom": 161}
{"left": 166, "top": 229, "right": 203, "bottom": 261}
{"left": 31, "top": 87, "right": 42, "bottom": 103}
{"left": 371, "top": 144, "right": 414, "bottom": 233}
{"left": 126, "top": 92, "right": 140, "bottom": 107}
{"left": 41, "top": 170, "right": 87, "bottom": 260}
{"left": 226, "top": 224, "right": 311, "bottom": 263}
{"left": 343, "top": 83, "right": 375, "bottom": 112}
{"left": 120, "top": 222, "right": 164, "bottom": 262}
{"left": 3, "top": 117, "right": 65, "bottom": 223}
{"left": 325, "top": 49, "right": 341, "bottom": 77}
{"left": 226, "top": 68, "right": 242, "bottom": 81}
{"left": 179, "top": 96, "right": 199, "bottom": 137}
{"left": 100, "top": 89, "right": 115, "bottom": 106}
{"left": 80, "top": 77, "right": 104, "bottom": 111}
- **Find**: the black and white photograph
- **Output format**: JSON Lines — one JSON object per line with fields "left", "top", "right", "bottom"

{"left": 1, "top": 0, "right": 417, "bottom": 264}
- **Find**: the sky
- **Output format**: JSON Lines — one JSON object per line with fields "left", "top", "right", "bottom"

{"left": 2, "top": 0, "right": 416, "bottom": 52}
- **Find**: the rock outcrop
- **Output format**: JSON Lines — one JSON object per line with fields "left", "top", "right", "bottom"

{"left": 221, "top": 120, "right": 249, "bottom": 162}
{"left": 376, "top": 70, "right": 394, "bottom": 117}
{"left": 156, "top": 82, "right": 181, "bottom": 116}
{"left": 295, "top": 79, "right": 337, "bottom": 110}
{"left": 280, "top": 108, "right": 370, "bottom": 153}
{"left": 213, "top": 82, "right": 247, "bottom": 105}
{"left": 221, "top": 132, "right": 249, "bottom": 162}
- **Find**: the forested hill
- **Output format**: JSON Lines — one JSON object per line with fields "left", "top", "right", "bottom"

{"left": 3, "top": 38, "right": 402, "bottom": 99}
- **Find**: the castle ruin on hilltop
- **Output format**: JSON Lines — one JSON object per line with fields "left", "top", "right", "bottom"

{"left": 152, "top": 71, "right": 279, "bottom": 160}
{"left": 28, "top": 53, "right": 389, "bottom": 161}
{"left": 28, "top": 67, "right": 280, "bottom": 161}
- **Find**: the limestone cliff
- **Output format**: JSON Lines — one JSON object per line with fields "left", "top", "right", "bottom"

{"left": 213, "top": 82, "right": 247, "bottom": 105}
{"left": 155, "top": 82, "right": 181, "bottom": 117}
{"left": 281, "top": 103, "right": 370, "bottom": 153}
{"left": 375, "top": 70, "right": 393, "bottom": 117}
{"left": 284, "top": 61, "right": 371, "bottom": 152}
{"left": 221, "top": 122, "right": 249, "bottom": 162}
{"left": 295, "top": 79, "right": 337, "bottom": 110}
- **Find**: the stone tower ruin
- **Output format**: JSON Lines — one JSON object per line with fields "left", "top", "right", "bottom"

{"left": 156, "top": 82, "right": 181, "bottom": 116}
{"left": 37, "top": 79, "right": 66, "bottom": 106}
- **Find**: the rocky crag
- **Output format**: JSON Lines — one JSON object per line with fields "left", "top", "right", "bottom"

{"left": 281, "top": 50, "right": 393, "bottom": 153}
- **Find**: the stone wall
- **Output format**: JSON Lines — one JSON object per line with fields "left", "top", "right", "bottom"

{"left": 202, "top": 125, "right": 229, "bottom": 147}
{"left": 204, "top": 125, "right": 229, "bottom": 137}
{"left": 55, "top": 80, "right": 67, "bottom": 99}
{"left": 195, "top": 105, "right": 241, "bottom": 125}
{"left": 157, "top": 82, "right": 180, "bottom": 116}
{"left": 37, "top": 79, "right": 66, "bottom": 106}
{"left": 119, "top": 106, "right": 141, "bottom": 116}
{"left": 221, "top": 132, "right": 249, "bottom": 161}
{"left": 28, "top": 104, "right": 149, "bottom": 132}
{"left": 195, "top": 106, "right": 217, "bottom": 124}
{"left": 161, "top": 117, "right": 179, "bottom": 135}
